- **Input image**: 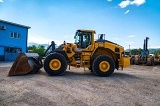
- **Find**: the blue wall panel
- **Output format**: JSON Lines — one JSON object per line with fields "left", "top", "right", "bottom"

{"left": 0, "top": 47, "right": 4, "bottom": 55}
{"left": 5, "top": 53, "right": 18, "bottom": 61}
{"left": 0, "top": 47, "right": 4, "bottom": 61}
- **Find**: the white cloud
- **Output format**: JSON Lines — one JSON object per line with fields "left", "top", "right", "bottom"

{"left": 125, "top": 10, "right": 130, "bottom": 14}
{"left": 119, "top": 0, "right": 131, "bottom": 8}
{"left": 128, "top": 35, "right": 135, "bottom": 38}
{"left": 0, "top": 0, "right": 3, "bottom": 2}
{"left": 119, "top": 0, "right": 146, "bottom": 8}
{"left": 107, "top": 0, "right": 112, "bottom": 2}
{"left": 130, "top": 0, "right": 146, "bottom": 6}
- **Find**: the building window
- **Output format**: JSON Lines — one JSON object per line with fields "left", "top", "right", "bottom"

{"left": 11, "top": 32, "right": 14, "bottom": 38}
{"left": 11, "top": 32, "right": 20, "bottom": 39}
{"left": 5, "top": 47, "right": 22, "bottom": 53}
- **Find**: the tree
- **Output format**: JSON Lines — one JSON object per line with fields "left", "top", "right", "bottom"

{"left": 154, "top": 50, "right": 160, "bottom": 57}
{"left": 130, "top": 48, "right": 142, "bottom": 55}
{"left": 27, "top": 45, "right": 45, "bottom": 55}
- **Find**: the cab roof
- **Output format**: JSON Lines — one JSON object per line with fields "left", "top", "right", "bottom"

{"left": 77, "top": 29, "right": 96, "bottom": 34}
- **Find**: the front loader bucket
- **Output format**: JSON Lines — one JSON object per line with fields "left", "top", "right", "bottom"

{"left": 8, "top": 53, "right": 43, "bottom": 76}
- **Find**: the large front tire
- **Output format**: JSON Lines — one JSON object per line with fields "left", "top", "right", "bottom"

{"left": 92, "top": 55, "right": 115, "bottom": 77}
{"left": 44, "top": 53, "right": 67, "bottom": 76}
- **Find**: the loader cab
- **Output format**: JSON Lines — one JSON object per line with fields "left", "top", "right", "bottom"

{"left": 74, "top": 30, "right": 92, "bottom": 48}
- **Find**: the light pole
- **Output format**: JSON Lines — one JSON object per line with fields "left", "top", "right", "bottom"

{"left": 129, "top": 45, "right": 131, "bottom": 55}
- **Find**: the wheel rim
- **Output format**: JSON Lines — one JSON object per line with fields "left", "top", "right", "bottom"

{"left": 99, "top": 61, "right": 110, "bottom": 72}
{"left": 49, "top": 59, "right": 61, "bottom": 71}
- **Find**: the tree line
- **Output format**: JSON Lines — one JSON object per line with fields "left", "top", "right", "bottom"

{"left": 28, "top": 45, "right": 160, "bottom": 56}
{"left": 154, "top": 50, "right": 160, "bottom": 56}
{"left": 130, "top": 48, "right": 160, "bottom": 56}
{"left": 27, "top": 45, "right": 45, "bottom": 55}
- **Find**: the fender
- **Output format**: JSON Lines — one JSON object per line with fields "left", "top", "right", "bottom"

{"left": 91, "top": 47, "right": 119, "bottom": 69}
{"left": 53, "top": 47, "right": 70, "bottom": 63}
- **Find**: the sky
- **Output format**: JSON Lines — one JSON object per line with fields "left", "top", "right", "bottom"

{"left": 0, "top": 0, "right": 160, "bottom": 49}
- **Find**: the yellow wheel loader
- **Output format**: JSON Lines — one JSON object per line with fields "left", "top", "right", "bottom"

{"left": 9, "top": 30, "right": 130, "bottom": 77}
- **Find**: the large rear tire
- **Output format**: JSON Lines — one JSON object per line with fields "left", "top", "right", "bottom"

{"left": 135, "top": 58, "right": 139, "bottom": 65}
{"left": 44, "top": 53, "right": 67, "bottom": 76}
{"left": 147, "top": 58, "right": 154, "bottom": 66}
{"left": 130, "top": 58, "right": 134, "bottom": 65}
{"left": 92, "top": 55, "right": 115, "bottom": 77}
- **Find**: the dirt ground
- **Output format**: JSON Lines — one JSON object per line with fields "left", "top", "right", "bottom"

{"left": 0, "top": 63, "right": 160, "bottom": 106}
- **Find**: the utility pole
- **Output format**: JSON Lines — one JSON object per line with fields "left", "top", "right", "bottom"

{"left": 129, "top": 45, "right": 131, "bottom": 56}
